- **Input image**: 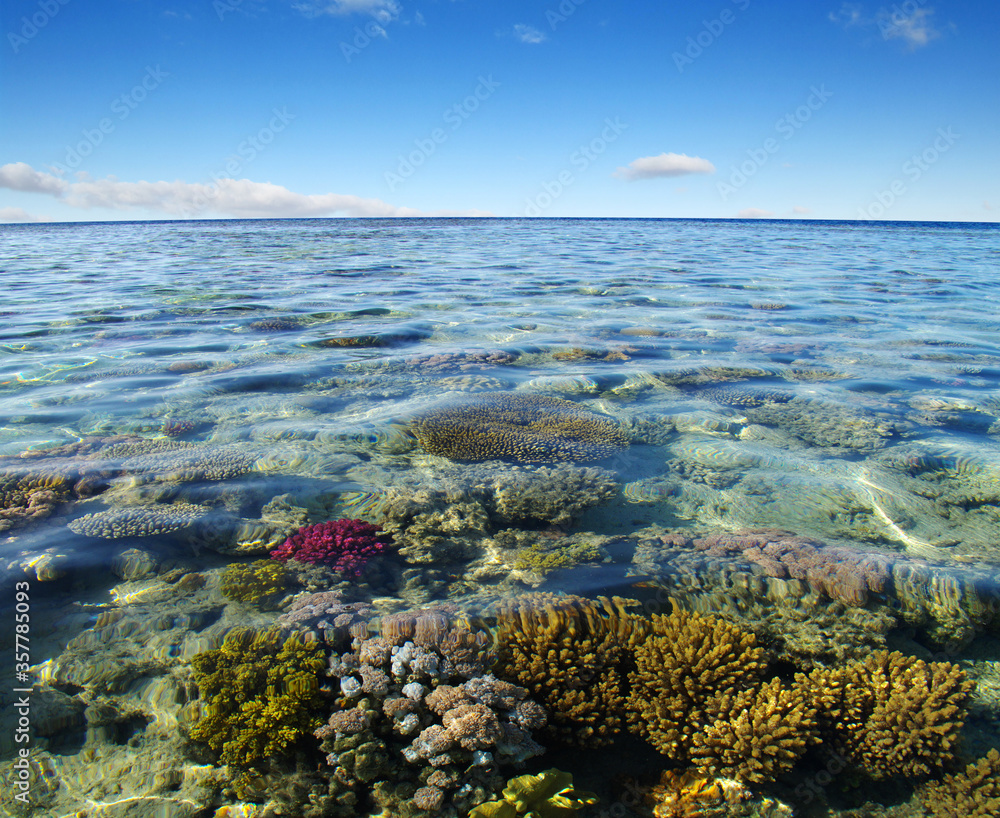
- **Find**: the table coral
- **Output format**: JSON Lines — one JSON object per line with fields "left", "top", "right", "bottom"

{"left": 270, "top": 518, "right": 391, "bottom": 575}
{"left": 493, "top": 594, "right": 647, "bottom": 747}
{"left": 918, "top": 748, "right": 1000, "bottom": 817}
{"left": 68, "top": 502, "right": 211, "bottom": 538}
{"left": 805, "top": 649, "right": 974, "bottom": 780}
{"left": 188, "top": 627, "right": 328, "bottom": 796}
{"left": 625, "top": 603, "right": 766, "bottom": 763}
{"left": 409, "top": 392, "right": 628, "bottom": 463}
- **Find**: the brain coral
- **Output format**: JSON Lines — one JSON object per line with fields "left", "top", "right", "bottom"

{"left": 494, "top": 594, "right": 647, "bottom": 747}
{"left": 409, "top": 392, "right": 628, "bottom": 463}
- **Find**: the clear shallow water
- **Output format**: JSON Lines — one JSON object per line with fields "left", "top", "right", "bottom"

{"left": 2, "top": 218, "right": 1000, "bottom": 815}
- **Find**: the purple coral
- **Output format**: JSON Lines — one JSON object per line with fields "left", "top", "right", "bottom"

{"left": 270, "top": 519, "right": 389, "bottom": 576}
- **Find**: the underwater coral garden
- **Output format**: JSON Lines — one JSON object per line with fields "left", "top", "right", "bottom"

{"left": 174, "top": 590, "right": 993, "bottom": 817}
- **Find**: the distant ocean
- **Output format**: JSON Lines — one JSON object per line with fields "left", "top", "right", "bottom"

{"left": 2, "top": 217, "right": 999, "bottom": 816}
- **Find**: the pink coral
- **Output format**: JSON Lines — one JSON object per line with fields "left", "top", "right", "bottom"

{"left": 270, "top": 518, "right": 389, "bottom": 576}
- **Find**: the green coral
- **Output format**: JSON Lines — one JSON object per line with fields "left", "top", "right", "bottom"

{"left": 189, "top": 627, "right": 328, "bottom": 795}
{"left": 514, "top": 540, "right": 603, "bottom": 575}
{"left": 220, "top": 559, "right": 289, "bottom": 607}
{"left": 469, "top": 769, "right": 598, "bottom": 817}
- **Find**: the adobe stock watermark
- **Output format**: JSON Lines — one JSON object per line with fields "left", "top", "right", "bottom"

{"left": 877, "top": 0, "right": 930, "bottom": 40}
{"left": 178, "top": 107, "right": 295, "bottom": 218}
{"left": 340, "top": 13, "right": 394, "bottom": 63}
{"left": 50, "top": 65, "right": 170, "bottom": 175}
{"left": 716, "top": 84, "right": 832, "bottom": 201}
{"left": 214, "top": 0, "right": 246, "bottom": 21}
{"left": 546, "top": 0, "right": 587, "bottom": 31}
{"left": 857, "top": 126, "right": 958, "bottom": 219}
{"left": 7, "top": 0, "right": 71, "bottom": 54}
{"left": 523, "top": 117, "right": 628, "bottom": 216}
{"left": 384, "top": 75, "right": 500, "bottom": 192}
{"left": 673, "top": 0, "right": 751, "bottom": 73}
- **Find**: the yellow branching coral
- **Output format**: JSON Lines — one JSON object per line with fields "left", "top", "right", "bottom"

{"left": 494, "top": 594, "right": 647, "bottom": 747}
{"left": 189, "top": 627, "right": 327, "bottom": 795}
{"left": 690, "top": 677, "right": 818, "bottom": 784}
{"left": 807, "top": 649, "right": 974, "bottom": 780}
{"left": 918, "top": 748, "right": 1000, "bottom": 817}
{"left": 410, "top": 392, "right": 628, "bottom": 463}
{"left": 625, "top": 603, "right": 766, "bottom": 763}
{"left": 1, "top": 469, "right": 72, "bottom": 532}
{"left": 219, "top": 559, "right": 289, "bottom": 607}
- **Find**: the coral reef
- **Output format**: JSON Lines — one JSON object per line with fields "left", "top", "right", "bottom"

{"left": 689, "top": 676, "right": 818, "bottom": 783}
{"left": 317, "top": 607, "right": 547, "bottom": 815}
{"left": 687, "top": 529, "right": 893, "bottom": 607}
{"left": 121, "top": 443, "right": 261, "bottom": 483}
{"left": 0, "top": 469, "right": 72, "bottom": 532}
{"left": 68, "top": 502, "right": 212, "bottom": 538}
{"left": 276, "top": 591, "right": 375, "bottom": 646}
{"left": 625, "top": 603, "right": 766, "bottom": 763}
{"left": 512, "top": 535, "right": 606, "bottom": 577}
{"left": 219, "top": 559, "right": 290, "bottom": 607}
{"left": 409, "top": 392, "right": 628, "bottom": 463}
{"left": 469, "top": 768, "right": 599, "bottom": 817}
{"left": 805, "top": 649, "right": 974, "bottom": 780}
{"left": 636, "top": 769, "right": 756, "bottom": 818}
{"left": 405, "top": 350, "right": 520, "bottom": 372}
{"left": 189, "top": 627, "right": 328, "bottom": 796}
{"left": 270, "top": 519, "right": 391, "bottom": 575}
{"left": 489, "top": 465, "right": 619, "bottom": 528}
{"left": 918, "top": 748, "right": 1000, "bottom": 817}
{"left": 743, "top": 398, "right": 897, "bottom": 453}
{"left": 695, "top": 385, "right": 793, "bottom": 408}
{"left": 494, "top": 594, "right": 647, "bottom": 747}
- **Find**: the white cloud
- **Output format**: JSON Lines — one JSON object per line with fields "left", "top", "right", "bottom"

{"left": 614, "top": 153, "right": 715, "bottom": 181}
{"left": 513, "top": 24, "right": 546, "bottom": 44}
{"left": 0, "top": 162, "right": 69, "bottom": 194}
{"left": 294, "top": 1, "right": 401, "bottom": 23}
{"left": 0, "top": 163, "right": 490, "bottom": 219}
{"left": 792, "top": 205, "right": 811, "bottom": 214}
{"left": 880, "top": 7, "right": 940, "bottom": 48}
{"left": 0, "top": 207, "right": 48, "bottom": 222}
{"left": 737, "top": 208, "right": 773, "bottom": 218}
{"left": 830, "top": 2, "right": 942, "bottom": 50}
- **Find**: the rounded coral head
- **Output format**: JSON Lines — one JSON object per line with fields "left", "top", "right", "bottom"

{"left": 269, "top": 518, "right": 388, "bottom": 575}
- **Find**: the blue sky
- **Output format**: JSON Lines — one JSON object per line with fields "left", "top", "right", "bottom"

{"left": 0, "top": 0, "right": 996, "bottom": 222}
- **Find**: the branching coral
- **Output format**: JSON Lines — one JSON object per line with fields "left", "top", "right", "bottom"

{"left": 410, "top": 392, "right": 628, "bottom": 463}
{"left": 188, "top": 627, "right": 328, "bottom": 796}
{"left": 219, "top": 559, "right": 289, "bottom": 607}
{"left": 805, "top": 649, "right": 974, "bottom": 780}
{"left": 494, "top": 594, "right": 646, "bottom": 747}
{"left": 270, "top": 518, "right": 391, "bottom": 575}
{"left": 689, "top": 677, "right": 818, "bottom": 784}
{"left": 625, "top": 603, "right": 766, "bottom": 763}
{"left": 918, "top": 748, "right": 1000, "bottom": 817}
{"left": 489, "top": 465, "right": 619, "bottom": 527}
